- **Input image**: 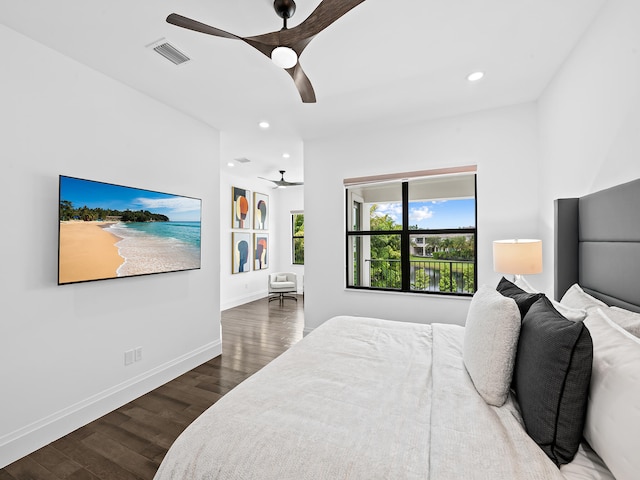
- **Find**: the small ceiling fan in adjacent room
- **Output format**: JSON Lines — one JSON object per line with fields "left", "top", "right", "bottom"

{"left": 166, "top": 0, "right": 367, "bottom": 103}
{"left": 259, "top": 170, "right": 304, "bottom": 188}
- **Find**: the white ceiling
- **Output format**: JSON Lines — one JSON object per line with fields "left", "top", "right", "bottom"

{"left": 1, "top": 0, "right": 606, "bottom": 181}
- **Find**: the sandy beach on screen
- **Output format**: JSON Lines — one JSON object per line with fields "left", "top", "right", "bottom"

{"left": 59, "top": 221, "right": 124, "bottom": 283}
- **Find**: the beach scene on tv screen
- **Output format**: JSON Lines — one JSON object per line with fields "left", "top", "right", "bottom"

{"left": 59, "top": 176, "right": 201, "bottom": 284}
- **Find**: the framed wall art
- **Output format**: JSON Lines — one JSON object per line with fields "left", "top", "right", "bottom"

{"left": 232, "top": 186, "right": 250, "bottom": 229}
{"left": 254, "top": 233, "right": 268, "bottom": 270}
{"left": 58, "top": 175, "right": 201, "bottom": 285}
{"left": 253, "top": 192, "right": 269, "bottom": 230}
{"left": 232, "top": 232, "right": 251, "bottom": 274}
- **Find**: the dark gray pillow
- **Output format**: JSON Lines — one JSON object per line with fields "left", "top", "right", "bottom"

{"left": 496, "top": 277, "right": 543, "bottom": 319}
{"left": 513, "top": 296, "right": 593, "bottom": 466}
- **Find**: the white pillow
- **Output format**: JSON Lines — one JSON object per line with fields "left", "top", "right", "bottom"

{"left": 561, "top": 284, "right": 640, "bottom": 337}
{"left": 560, "top": 283, "right": 607, "bottom": 311}
{"left": 275, "top": 274, "right": 287, "bottom": 282}
{"left": 606, "top": 306, "right": 640, "bottom": 338}
{"left": 463, "top": 285, "right": 521, "bottom": 407}
{"left": 551, "top": 301, "right": 588, "bottom": 322}
{"left": 583, "top": 309, "right": 640, "bottom": 480}
{"left": 514, "top": 277, "right": 587, "bottom": 322}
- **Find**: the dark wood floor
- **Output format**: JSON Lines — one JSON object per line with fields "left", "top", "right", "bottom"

{"left": 0, "top": 296, "right": 304, "bottom": 480}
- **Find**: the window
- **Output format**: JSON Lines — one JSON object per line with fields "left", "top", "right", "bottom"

{"left": 345, "top": 170, "right": 476, "bottom": 296}
{"left": 292, "top": 212, "right": 304, "bottom": 265}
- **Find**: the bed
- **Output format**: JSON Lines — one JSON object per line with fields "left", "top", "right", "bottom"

{"left": 155, "top": 179, "right": 640, "bottom": 480}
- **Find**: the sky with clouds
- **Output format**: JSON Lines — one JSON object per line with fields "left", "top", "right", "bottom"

{"left": 373, "top": 198, "right": 475, "bottom": 229}
{"left": 60, "top": 176, "right": 201, "bottom": 221}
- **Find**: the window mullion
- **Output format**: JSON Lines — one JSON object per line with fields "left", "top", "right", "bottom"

{"left": 401, "top": 182, "right": 410, "bottom": 291}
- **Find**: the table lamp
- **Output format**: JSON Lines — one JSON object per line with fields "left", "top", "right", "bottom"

{"left": 493, "top": 239, "right": 542, "bottom": 281}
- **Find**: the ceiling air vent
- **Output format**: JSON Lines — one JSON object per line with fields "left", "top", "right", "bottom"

{"left": 152, "top": 41, "right": 190, "bottom": 65}
{"left": 235, "top": 158, "right": 251, "bottom": 164}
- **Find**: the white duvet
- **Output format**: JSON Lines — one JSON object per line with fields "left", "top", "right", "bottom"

{"left": 154, "top": 316, "right": 566, "bottom": 480}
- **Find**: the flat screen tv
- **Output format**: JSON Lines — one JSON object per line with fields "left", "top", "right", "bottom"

{"left": 58, "top": 175, "right": 202, "bottom": 285}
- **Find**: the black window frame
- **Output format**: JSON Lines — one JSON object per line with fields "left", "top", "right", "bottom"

{"left": 345, "top": 175, "right": 477, "bottom": 296}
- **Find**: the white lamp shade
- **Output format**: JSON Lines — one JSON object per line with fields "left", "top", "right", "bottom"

{"left": 271, "top": 46, "right": 298, "bottom": 69}
{"left": 493, "top": 239, "right": 542, "bottom": 275}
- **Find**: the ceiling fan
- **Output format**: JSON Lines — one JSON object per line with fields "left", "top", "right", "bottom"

{"left": 259, "top": 170, "right": 304, "bottom": 188}
{"left": 166, "top": 0, "right": 367, "bottom": 103}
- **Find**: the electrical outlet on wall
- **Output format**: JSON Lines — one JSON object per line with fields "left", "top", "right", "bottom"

{"left": 124, "top": 349, "right": 134, "bottom": 366}
{"left": 124, "top": 347, "right": 143, "bottom": 366}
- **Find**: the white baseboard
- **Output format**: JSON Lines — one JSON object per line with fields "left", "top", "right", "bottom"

{"left": 0, "top": 340, "right": 222, "bottom": 469}
{"left": 220, "top": 290, "right": 267, "bottom": 311}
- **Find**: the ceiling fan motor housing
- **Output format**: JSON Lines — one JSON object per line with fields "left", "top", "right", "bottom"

{"left": 274, "top": 0, "right": 296, "bottom": 20}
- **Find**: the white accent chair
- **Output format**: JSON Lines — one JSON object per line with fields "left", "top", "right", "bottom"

{"left": 268, "top": 272, "right": 298, "bottom": 305}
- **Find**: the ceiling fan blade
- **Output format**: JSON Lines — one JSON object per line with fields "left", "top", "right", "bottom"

{"left": 259, "top": 170, "right": 303, "bottom": 187}
{"left": 245, "top": 0, "right": 366, "bottom": 56}
{"left": 166, "top": 13, "right": 241, "bottom": 40}
{"left": 283, "top": 0, "right": 367, "bottom": 44}
{"left": 285, "top": 63, "right": 316, "bottom": 103}
{"left": 258, "top": 177, "right": 286, "bottom": 187}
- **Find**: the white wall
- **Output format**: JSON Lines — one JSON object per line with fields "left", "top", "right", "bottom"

{"left": 537, "top": 0, "right": 640, "bottom": 294}
{"left": 219, "top": 153, "right": 304, "bottom": 310}
{"left": 0, "top": 26, "right": 221, "bottom": 467}
{"left": 304, "top": 103, "right": 540, "bottom": 333}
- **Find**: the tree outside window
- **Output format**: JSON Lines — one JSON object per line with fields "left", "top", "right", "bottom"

{"left": 292, "top": 213, "right": 304, "bottom": 265}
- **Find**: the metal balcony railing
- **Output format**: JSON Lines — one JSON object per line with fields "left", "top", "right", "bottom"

{"left": 366, "top": 258, "right": 475, "bottom": 294}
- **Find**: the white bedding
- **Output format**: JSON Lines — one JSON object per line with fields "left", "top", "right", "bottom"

{"left": 561, "top": 443, "right": 616, "bottom": 480}
{"left": 154, "top": 316, "right": 590, "bottom": 479}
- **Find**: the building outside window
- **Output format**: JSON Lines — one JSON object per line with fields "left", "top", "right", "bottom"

{"left": 292, "top": 212, "right": 304, "bottom": 265}
{"left": 345, "top": 170, "right": 476, "bottom": 295}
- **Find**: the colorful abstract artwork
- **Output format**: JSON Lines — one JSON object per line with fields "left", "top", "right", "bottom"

{"left": 253, "top": 192, "right": 269, "bottom": 230}
{"left": 232, "top": 232, "right": 251, "bottom": 274}
{"left": 232, "top": 186, "right": 250, "bottom": 229}
{"left": 254, "top": 234, "right": 268, "bottom": 270}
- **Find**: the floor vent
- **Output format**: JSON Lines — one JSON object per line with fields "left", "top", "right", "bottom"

{"left": 153, "top": 42, "right": 190, "bottom": 65}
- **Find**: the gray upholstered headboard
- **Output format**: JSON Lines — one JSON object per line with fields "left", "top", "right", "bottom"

{"left": 555, "top": 178, "right": 640, "bottom": 312}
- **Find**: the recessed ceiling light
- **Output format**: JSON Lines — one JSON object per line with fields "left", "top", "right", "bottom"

{"left": 259, "top": 121, "right": 270, "bottom": 129}
{"left": 282, "top": 153, "right": 290, "bottom": 159}
{"left": 467, "top": 71, "right": 484, "bottom": 82}
{"left": 227, "top": 162, "right": 235, "bottom": 167}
